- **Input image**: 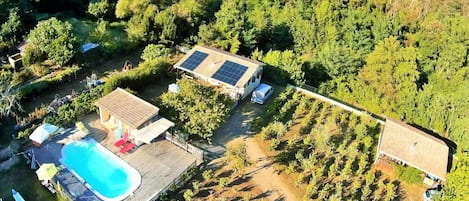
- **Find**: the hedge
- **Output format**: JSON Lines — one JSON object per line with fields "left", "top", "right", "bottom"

{"left": 20, "top": 65, "right": 80, "bottom": 98}
{"left": 103, "top": 58, "right": 170, "bottom": 95}
{"left": 43, "top": 85, "right": 103, "bottom": 128}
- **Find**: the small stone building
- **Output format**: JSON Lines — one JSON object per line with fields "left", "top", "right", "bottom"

{"left": 375, "top": 118, "right": 449, "bottom": 181}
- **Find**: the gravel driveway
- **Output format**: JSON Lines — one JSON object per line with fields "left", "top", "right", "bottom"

{"left": 197, "top": 99, "right": 265, "bottom": 159}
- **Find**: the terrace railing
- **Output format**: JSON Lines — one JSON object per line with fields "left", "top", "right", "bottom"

{"left": 288, "top": 84, "right": 385, "bottom": 125}
{"left": 149, "top": 160, "right": 198, "bottom": 201}
{"left": 165, "top": 132, "right": 204, "bottom": 164}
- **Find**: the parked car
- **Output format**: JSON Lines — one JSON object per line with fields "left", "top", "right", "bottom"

{"left": 251, "top": 83, "right": 274, "bottom": 104}
{"left": 424, "top": 188, "right": 441, "bottom": 201}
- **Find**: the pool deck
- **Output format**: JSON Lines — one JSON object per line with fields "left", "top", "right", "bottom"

{"left": 31, "top": 114, "right": 198, "bottom": 201}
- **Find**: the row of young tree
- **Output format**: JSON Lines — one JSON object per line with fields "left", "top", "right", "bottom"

{"left": 256, "top": 88, "right": 397, "bottom": 200}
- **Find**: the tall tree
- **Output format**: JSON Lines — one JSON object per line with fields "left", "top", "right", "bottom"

{"left": 154, "top": 9, "right": 177, "bottom": 43}
{"left": 0, "top": 8, "right": 21, "bottom": 52}
{"left": 350, "top": 36, "right": 419, "bottom": 119}
{"left": 198, "top": 0, "right": 256, "bottom": 54}
{"left": 24, "top": 17, "right": 75, "bottom": 66}
{"left": 437, "top": 153, "right": 469, "bottom": 201}
{"left": 88, "top": 0, "right": 111, "bottom": 20}
{"left": 159, "top": 78, "right": 233, "bottom": 142}
{"left": 257, "top": 49, "right": 305, "bottom": 84}
{"left": 412, "top": 68, "right": 469, "bottom": 149}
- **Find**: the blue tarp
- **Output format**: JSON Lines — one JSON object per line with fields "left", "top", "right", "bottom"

{"left": 81, "top": 43, "right": 99, "bottom": 53}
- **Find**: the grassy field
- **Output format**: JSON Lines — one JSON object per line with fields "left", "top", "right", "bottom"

{"left": 0, "top": 160, "right": 58, "bottom": 201}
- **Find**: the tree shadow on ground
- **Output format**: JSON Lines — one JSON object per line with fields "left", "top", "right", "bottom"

{"left": 229, "top": 175, "right": 252, "bottom": 187}
{"left": 204, "top": 181, "right": 218, "bottom": 188}
{"left": 252, "top": 190, "right": 274, "bottom": 200}
{"left": 218, "top": 169, "right": 233, "bottom": 178}
{"left": 240, "top": 185, "right": 254, "bottom": 192}
{"left": 195, "top": 189, "right": 211, "bottom": 197}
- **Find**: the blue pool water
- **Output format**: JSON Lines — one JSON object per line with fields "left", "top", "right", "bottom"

{"left": 60, "top": 138, "right": 141, "bottom": 200}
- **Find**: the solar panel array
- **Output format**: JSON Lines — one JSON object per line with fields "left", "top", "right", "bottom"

{"left": 212, "top": 61, "right": 248, "bottom": 86}
{"left": 179, "top": 51, "right": 209, "bottom": 71}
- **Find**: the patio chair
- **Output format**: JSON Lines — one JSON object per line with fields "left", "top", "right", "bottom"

{"left": 119, "top": 142, "right": 136, "bottom": 154}
{"left": 113, "top": 134, "right": 129, "bottom": 147}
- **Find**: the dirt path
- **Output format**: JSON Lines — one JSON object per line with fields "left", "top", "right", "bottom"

{"left": 208, "top": 100, "right": 299, "bottom": 201}
{"left": 243, "top": 137, "right": 298, "bottom": 201}
{"left": 224, "top": 136, "right": 298, "bottom": 201}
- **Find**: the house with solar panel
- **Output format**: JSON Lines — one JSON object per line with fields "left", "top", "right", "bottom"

{"left": 174, "top": 45, "right": 265, "bottom": 100}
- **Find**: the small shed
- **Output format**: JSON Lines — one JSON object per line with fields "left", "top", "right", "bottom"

{"left": 375, "top": 118, "right": 449, "bottom": 181}
{"left": 95, "top": 88, "right": 175, "bottom": 145}
{"left": 29, "top": 123, "right": 59, "bottom": 147}
{"left": 8, "top": 53, "right": 22, "bottom": 69}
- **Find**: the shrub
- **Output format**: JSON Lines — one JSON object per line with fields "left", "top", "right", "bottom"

{"left": 103, "top": 58, "right": 170, "bottom": 95}
{"left": 395, "top": 165, "right": 424, "bottom": 184}
{"left": 225, "top": 142, "right": 250, "bottom": 177}
{"left": 22, "top": 46, "right": 44, "bottom": 67}
{"left": 141, "top": 44, "right": 171, "bottom": 61}
{"left": 12, "top": 69, "right": 33, "bottom": 86}
{"left": 44, "top": 85, "right": 103, "bottom": 127}
{"left": 259, "top": 121, "right": 286, "bottom": 140}
{"left": 20, "top": 65, "right": 80, "bottom": 98}
{"left": 243, "top": 192, "right": 251, "bottom": 201}
{"left": 0, "top": 69, "right": 13, "bottom": 80}
{"left": 202, "top": 169, "right": 214, "bottom": 181}
{"left": 270, "top": 138, "right": 280, "bottom": 151}
{"left": 30, "top": 63, "right": 50, "bottom": 77}
{"left": 218, "top": 178, "right": 228, "bottom": 189}
{"left": 191, "top": 181, "right": 201, "bottom": 192}
{"left": 17, "top": 123, "right": 40, "bottom": 139}
{"left": 253, "top": 87, "right": 295, "bottom": 130}
{"left": 16, "top": 105, "right": 48, "bottom": 128}
{"left": 183, "top": 189, "right": 194, "bottom": 201}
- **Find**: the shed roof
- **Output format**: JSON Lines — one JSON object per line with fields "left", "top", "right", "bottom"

{"left": 174, "top": 45, "right": 264, "bottom": 88}
{"left": 95, "top": 88, "right": 159, "bottom": 129}
{"left": 378, "top": 118, "right": 449, "bottom": 180}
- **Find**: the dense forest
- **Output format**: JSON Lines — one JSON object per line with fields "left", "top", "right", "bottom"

{"left": 1, "top": 0, "right": 469, "bottom": 200}
{"left": 109, "top": 0, "right": 469, "bottom": 152}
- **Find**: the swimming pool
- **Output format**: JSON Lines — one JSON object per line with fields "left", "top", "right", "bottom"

{"left": 60, "top": 138, "right": 141, "bottom": 201}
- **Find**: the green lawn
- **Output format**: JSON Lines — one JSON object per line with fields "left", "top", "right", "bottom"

{"left": 66, "top": 18, "right": 136, "bottom": 55}
{"left": 67, "top": 18, "right": 97, "bottom": 45}
{"left": 0, "top": 160, "right": 58, "bottom": 201}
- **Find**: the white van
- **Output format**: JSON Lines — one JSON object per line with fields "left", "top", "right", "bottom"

{"left": 251, "top": 83, "right": 274, "bottom": 104}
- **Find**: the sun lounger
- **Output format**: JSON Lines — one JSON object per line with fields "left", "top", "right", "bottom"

{"left": 41, "top": 180, "right": 56, "bottom": 194}
{"left": 114, "top": 135, "right": 129, "bottom": 147}
{"left": 119, "top": 142, "right": 136, "bottom": 154}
